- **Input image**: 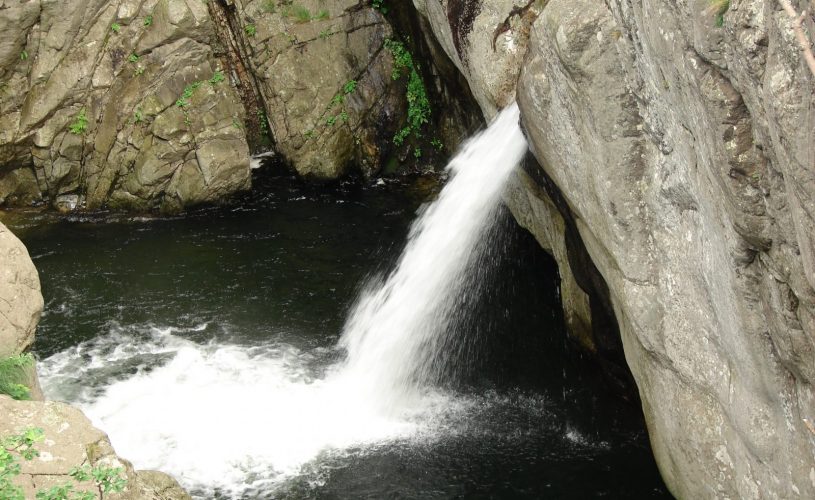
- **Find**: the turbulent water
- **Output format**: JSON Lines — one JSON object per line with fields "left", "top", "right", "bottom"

{"left": 13, "top": 103, "right": 668, "bottom": 498}
{"left": 338, "top": 104, "right": 528, "bottom": 413}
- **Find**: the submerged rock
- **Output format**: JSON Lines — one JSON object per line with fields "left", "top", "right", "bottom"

{"left": 414, "top": 0, "right": 815, "bottom": 497}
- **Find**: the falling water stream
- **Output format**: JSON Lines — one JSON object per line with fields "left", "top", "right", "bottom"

{"left": 11, "top": 103, "right": 668, "bottom": 498}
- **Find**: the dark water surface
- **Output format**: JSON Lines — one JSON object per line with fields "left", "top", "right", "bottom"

{"left": 7, "top": 174, "right": 669, "bottom": 498}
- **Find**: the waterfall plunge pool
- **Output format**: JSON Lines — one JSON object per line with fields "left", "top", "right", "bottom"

{"left": 11, "top": 173, "right": 668, "bottom": 499}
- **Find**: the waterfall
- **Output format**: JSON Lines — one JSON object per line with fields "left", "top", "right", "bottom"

{"left": 337, "top": 102, "right": 528, "bottom": 413}
{"left": 38, "top": 102, "right": 529, "bottom": 495}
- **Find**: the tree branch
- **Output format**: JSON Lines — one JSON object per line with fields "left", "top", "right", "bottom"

{"left": 778, "top": 0, "right": 815, "bottom": 77}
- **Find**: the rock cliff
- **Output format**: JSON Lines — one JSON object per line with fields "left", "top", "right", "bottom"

{"left": 413, "top": 0, "right": 815, "bottom": 497}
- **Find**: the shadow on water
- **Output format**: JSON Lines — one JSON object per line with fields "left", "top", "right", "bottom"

{"left": 8, "top": 171, "right": 669, "bottom": 498}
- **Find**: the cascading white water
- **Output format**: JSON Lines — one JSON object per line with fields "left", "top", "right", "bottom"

{"left": 38, "top": 102, "right": 528, "bottom": 497}
{"left": 337, "top": 103, "right": 528, "bottom": 413}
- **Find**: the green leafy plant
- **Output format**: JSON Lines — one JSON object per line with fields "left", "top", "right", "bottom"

{"left": 133, "top": 106, "right": 143, "bottom": 123}
{"left": 343, "top": 79, "right": 357, "bottom": 94}
{"left": 143, "top": 15, "right": 153, "bottom": 26}
{"left": 705, "top": 0, "right": 730, "bottom": 27}
{"left": 1, "top": 428, "right": 127, "bottom": 500}
{"left": 20, "top": 50, "right": 28, "bottom": 61}
{"left": 134, "top": 66, "right": 145, "bottom": 76}
{"left": 244, "top": 24, "right": 257, "bottom": 36}
{"left": 0, "top": 354, "right": 34, "bottom": 401}
{"left": 208, "top": 70, "right": 225, "bottom": 85}
{"left": 110, "top": 22, "right": 121, "bottom": 33}
{"left": 261, "top": 0, "right": 276, "bottom": 13}
{"left": 68, "top": 108, "right": 89, "bottom": 135}
{"left": 127, "top": 53, "right": 139, "bottom": 63}
{"left": 384, "top": 39, "right": 431, "bottom": 147}
{"left": 313, "top": 9, "right": 329, "bottom": 20}
{"left": 430, "top": 137, "right": 443, "bottom": 151}
{"left": 1, "top": 427, "right": 44, "bottom": 499}
{"left": 319, "top": 29, "right": 331, "bottom": 40}
{"left": 413, "top": 147, "right": 422, "bottom": 158}
{"left": 372, "top": 0, "right": 388, "bottom": 14}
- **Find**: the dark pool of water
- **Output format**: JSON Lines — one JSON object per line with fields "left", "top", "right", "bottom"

{"left": 8, "top": 173, "right": 669, "bottom": 498}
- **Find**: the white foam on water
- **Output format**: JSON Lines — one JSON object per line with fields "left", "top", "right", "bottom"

{"left": 39, "top": 103, "right": 528, "bottom": 497}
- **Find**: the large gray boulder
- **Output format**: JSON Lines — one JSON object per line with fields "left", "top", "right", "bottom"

{"left": 414, "top": 0, "right": 815, "bottom": 497}
{"left": 0, "top": 222, "right": 42, "bottom": 359}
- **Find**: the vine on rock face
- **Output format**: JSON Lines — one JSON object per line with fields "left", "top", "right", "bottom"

{"left": 383, "top": 38, "right": 431, "bottom": 157}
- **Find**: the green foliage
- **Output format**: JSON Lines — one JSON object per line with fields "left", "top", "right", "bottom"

{"left": 430, "top": 137, "right": 443, "bottom": 151}
{"left": 1, "top": 428, "right": 126, "bottom": 500}
{"left": 1, "top": 427, "right": 44, "bottom": 500}
{"left": 110, "top": 23, "right": 121, "bottom": 33}
{"left": 292, "top": 5, "right": 311, "bottom": 23}
{"left": 143, "top": 15, "right": 153, "bottom": 27}
{"left": 134, "top": 66, "right": 145, "bottom": 76}
{"left": 209, "top": 70, "right": 225, "bottom": 85}
{"left": 0, "top": 354, "right": 34, "bottom": 401}
{"left": 319, "top": 29, "right": 330, "bottom": 39}
{"left": 325, "top": 115, "right": 337, "bottom": 126}
{"left": 384, "top": 39, "right": 431, "bottom": 148}
{"left": 133, "top": 106, "right": 143, "bottom": 123}
{"left": 339, "top": 110, "right": 349, "bottom": 123}
{"left": 413, "top": 147, "right": 422, "bottom": 158}
{"left": 706, "top": 0, "right": 730, "bottom": 27}
{"left": 68, "top": 108, "right": 89, "bottom": 135}
{"left": 261, "top": 0, "right": 276, "bottom": 13}
{"left": 313, "top": 9, "right": 329, "bottom": 20}
{"left": 127, "top": 53, "right": 139, "bottom": 63}
{"left": 372, "top": 0, "right": 388, "bottom": 14}
{"left": 175, "top": 81, "right": 203, "bottom": 108}
{"left": 20, "top": 50, "right": 28, "bottom": 61}
{"left": 343, "top": 80, "right": 357, "bottom": 94}
{"left": 244, "top": 24, "right": 257, "bottom": 36}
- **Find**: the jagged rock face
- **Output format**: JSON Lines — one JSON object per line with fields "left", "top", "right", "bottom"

{"left": 0, "top": 396, "right": 190, "bottom": 499}
{"left": 229, "top": 0, "right": 405, "bottom": 179}
{"left": 0, "top": 0, "right": 251, "bottom": 212}
{"left": 415, "top": 0, "right": 815, "bottom": 497}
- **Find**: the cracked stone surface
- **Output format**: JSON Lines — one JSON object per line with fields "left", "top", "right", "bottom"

{"left": 0, "top": 0, "right": 251, "bottom": 212}
{"left": 415, "top": 0, "right": 815, "bottom": 497}
{"left": 231, "top": 0, "right": 406, "bottom": 178}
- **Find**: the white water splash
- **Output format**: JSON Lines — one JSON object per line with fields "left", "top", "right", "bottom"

{"left": 337, "top": 103, "right": 527, "bottom": 413}
{"left": 39, "top": 103, "right": 527, "bottom": 497}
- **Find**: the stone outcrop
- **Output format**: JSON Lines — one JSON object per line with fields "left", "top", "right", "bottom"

{"left": 225, "top": 0, "right": 408, "bottom": 179}
{"left": 0, "top": 396, "right": 190, "bottom": 500}
{"left": 0, "top": 221, "right": 43, "bottom": 400}
{"left": 0, "top": 0, "right": 251, "bottom": 212}
{"left": 0, "top": 222, "right": 42, "bottom": 359}
{"left": 413, "top": 0, "right": 815, "bottom": 497}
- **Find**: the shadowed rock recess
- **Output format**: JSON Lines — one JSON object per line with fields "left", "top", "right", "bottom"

{"left": 412, "top": 0, "right": 815, "bottom": 497}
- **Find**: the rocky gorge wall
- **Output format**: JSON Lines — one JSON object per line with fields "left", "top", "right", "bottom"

{"left": 0, "top": 0, "right": 474, "bottom": 211}
{"left": 412, "top": 0, "right": 815, "bottom": 497}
